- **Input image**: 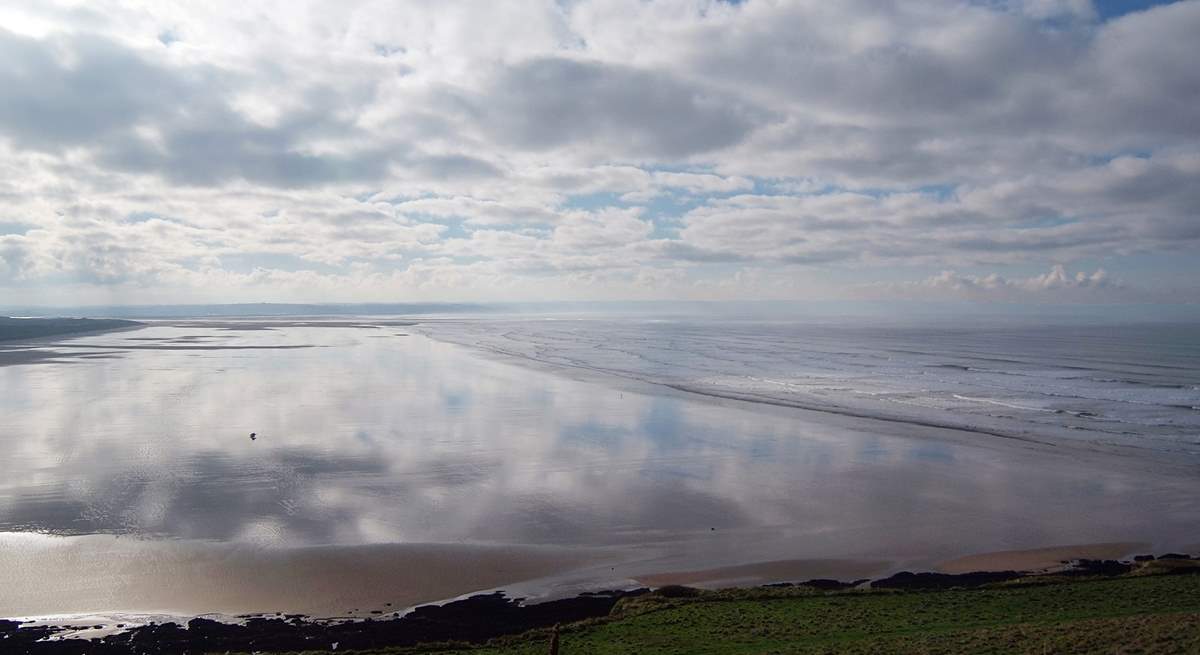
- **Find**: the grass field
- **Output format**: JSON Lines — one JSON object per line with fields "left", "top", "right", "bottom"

{"left": 388, "top": 570, "right": 1200, "bottom": 655}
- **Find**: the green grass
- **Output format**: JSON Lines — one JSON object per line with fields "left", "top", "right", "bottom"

{"left": 406, "top": 573, "right": 1200, "bottom": 655}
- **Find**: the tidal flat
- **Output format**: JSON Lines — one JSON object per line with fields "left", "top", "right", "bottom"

{"left": 0, "top": 318, "right": 1197, "bottom": 623}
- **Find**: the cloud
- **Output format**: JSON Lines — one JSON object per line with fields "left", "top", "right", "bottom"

{"left": 477, "top": 56, "right": 767, "bottom": 159}
{"left": 0, "top": 29, "right": 185, "bottom": 151}
{"left": 1010, "top": 0, "right": 1098, "bottom": 20}
{"left": 859, "top": 265, "right": 1131, "bottom": 302}
{"left": 0, "top": 0, "right": 1196, "bottom": 303}
{"left": 0, "top": 27, "right": 403, "bottom": 188}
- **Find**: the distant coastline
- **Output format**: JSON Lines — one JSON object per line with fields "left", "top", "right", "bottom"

{"left": 0, "top": 317, "right": 142, "bottom": 343}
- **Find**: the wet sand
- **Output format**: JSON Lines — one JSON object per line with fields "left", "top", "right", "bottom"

{"left": 0, "top": 320, "right": 145, "bottom": 367}
{"left": 936, "top": 542, "right": 1149, "bottom": 574}
{"left": 3, "top": 321, "right": 1198, "bottom": 622}
{"left": 0, "top": 533, "right": 614, "bottom": 618}
{"left": 165, "top": 319, "right": 416, "bottom": 331}
{"left": 0, "top": 319, "right": 416, "bottom": 368}
{"left": 635, "top": 558, "right": 890, "bottom": 588}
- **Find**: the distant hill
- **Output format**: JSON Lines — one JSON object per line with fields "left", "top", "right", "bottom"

{"left": 0, "top": 303, "right": 496, "bottom": 319}
{"left": 0, "top": 317, "right": 140, "bottom": 342}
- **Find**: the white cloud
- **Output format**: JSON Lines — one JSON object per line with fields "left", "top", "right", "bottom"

{"left": 858, "top": 265, "right": 1131, "bottom": 302}
{"left": 0, "top": 0, "right": 1197, "bottom": 303}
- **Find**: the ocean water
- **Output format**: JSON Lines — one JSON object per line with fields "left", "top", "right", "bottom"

{"left": 0, "top": 316, "right": 1197, "bottom": 618}
{"left": 420, "top": 317, "right": 1200, "bottom": 459}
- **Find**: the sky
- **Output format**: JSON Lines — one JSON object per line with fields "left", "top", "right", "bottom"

{"left": 0, "top": 0, "right": 1197, "bottom": 306}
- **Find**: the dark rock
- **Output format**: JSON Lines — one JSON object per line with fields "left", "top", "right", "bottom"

{"left": 1133, "top": 554, "right": 1156, "bottom": 562}
{"left": 654, "top": 585, "right": 701, "bottom": 598}
{"left": 4, "top": 588, "right": 649, "bottom": 654}
{"left": 1160, "top": 553, "right": 1193, "bottom": 560}
{"left": 871, "top": 570, "right": 1022, "bottom": 590}
{"left": 1062, "top": 559, "right": 1132, "bottom": 577}
{"left": 799, "top": 578, "right": 858, "bottom": 591}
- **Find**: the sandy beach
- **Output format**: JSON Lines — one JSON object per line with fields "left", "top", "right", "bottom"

{"left": 0, "top": 533, "right": 614, "bottom": 618}
{"left": 936, "top": 542, "right": 1150, "bottom": 574}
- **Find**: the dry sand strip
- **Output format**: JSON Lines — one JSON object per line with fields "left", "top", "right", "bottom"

{"left": 936, "top": 542, "right": 1149, "bottom": 574}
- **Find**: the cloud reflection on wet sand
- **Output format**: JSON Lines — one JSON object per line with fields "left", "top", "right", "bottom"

{"left": 0, "top": 322, "right": 1197, "bottom": 617}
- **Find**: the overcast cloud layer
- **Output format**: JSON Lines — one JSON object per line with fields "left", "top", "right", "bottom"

{"left": 0, "top": 0, "right": 1197, "bottom": 305}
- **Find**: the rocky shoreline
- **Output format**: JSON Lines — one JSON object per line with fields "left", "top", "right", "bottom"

{"left": 4, "top": 554, "right": 1195, "bottom": 654}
